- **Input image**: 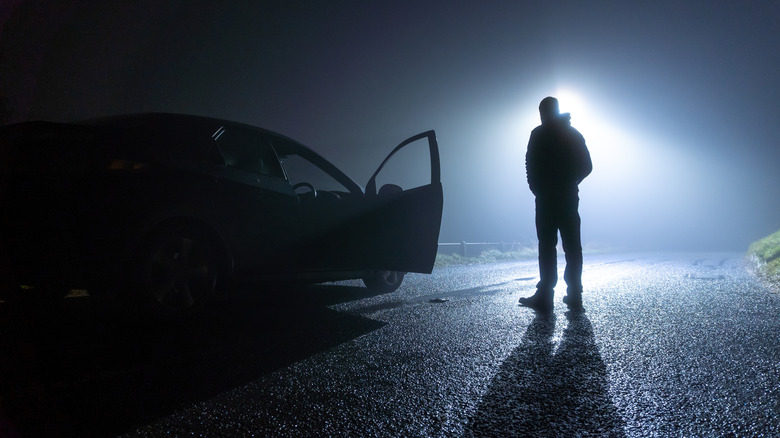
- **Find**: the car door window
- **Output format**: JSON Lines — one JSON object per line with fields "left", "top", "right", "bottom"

{"left": 269, "top": 136, "right": 354, "bottom": 194}
{"left": 213, "top": 126, "right": 284, "bottom": 178}
{"left": 279, "top": 153, "right": 351, "bottom": 192}
{"left": 372, "top": 139, "right": 432, "bottom": 191}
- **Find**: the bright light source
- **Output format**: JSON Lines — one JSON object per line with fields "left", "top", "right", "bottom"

{"left": 552, "top": 88, "right": 619, "bottom": 145}
{"left": 554, "top": 88, "right": 586, "bottom": 117}
{"left": 489, "top": 85, "right": 714, "bottom": 250}
{"left": 551, "top": 88, "right": 622, "bottom": 156}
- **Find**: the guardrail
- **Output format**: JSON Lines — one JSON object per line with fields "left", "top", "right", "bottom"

{"left": 438, "top": 241, "right": 534, "bottom": 258}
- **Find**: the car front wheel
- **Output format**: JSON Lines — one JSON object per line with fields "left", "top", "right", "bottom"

{"left": 136, "top": 227, "right": 222, "bottom": 320}
{"left": 363, "top": 270, "right": 405, "bottom": 293}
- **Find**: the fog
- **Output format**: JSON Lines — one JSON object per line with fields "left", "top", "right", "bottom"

{"left": 2, "top": 1, "right": 778, "bottom": 251}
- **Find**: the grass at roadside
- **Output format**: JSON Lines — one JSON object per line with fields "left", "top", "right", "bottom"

{"left": 433, "top": 243, "right": 617, "bottom": 268}
{"left": 747, "top": 229, "right": 780, "bottom": 292}
{"left": 435, "top": 248, "right": 537, "bottom": 267}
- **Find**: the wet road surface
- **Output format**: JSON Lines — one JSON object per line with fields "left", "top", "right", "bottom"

{"left": 2, "top": 252, "right": 778, "bottom": 437}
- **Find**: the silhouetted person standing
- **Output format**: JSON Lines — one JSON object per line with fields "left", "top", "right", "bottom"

{"left": 519, "top": 96, "right": 592, "bottom": 312}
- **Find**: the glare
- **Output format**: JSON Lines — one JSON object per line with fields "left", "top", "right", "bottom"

{"left": 489, "top": 86, "right": 703, "bottom": 248}
{"left": 554, "top": 89, "right": 586, "bottom": 117}
{"left": 553, "top": 88, "right": 621, "bottom": 152}
{"left": 545, "top": 87, "right": 708, "bottom": 249}
{"left": 550, "top": 88, "right": 633, "bottom": 177}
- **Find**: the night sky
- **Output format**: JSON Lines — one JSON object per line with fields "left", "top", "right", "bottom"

{"left": 2, "top": 1, "right": 779, "bottom": 251}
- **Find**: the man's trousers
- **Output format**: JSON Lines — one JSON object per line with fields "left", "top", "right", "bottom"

{"left": 534, "top": 193, "right": 583, "bottom": 297}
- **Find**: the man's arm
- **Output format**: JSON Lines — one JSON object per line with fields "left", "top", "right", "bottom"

{"left": 526, "top": 131, "right": 540, "bottom": 195}
{"left": 575, "top": 132, "right": 592, "bottom": 184}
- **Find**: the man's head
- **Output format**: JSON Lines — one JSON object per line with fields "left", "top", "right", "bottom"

{"left": 539, "top": 96, "right": 559, "bottom": 124}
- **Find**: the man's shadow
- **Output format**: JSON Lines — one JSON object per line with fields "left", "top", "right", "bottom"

{"left": 467, "top": 312, "right": 626, "bottom": 437}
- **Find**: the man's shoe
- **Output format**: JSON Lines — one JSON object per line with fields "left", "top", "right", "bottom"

{"left": 562, "top": 295, "right": 584, "bottom": 311}
{"left": 518, "top": 293, "right": 553, "bottom": 313}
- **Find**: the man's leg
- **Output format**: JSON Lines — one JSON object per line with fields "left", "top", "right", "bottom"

{"left": 536, "top": 197, "right": 559, "bottom": 291}
{"left": 519, "top": 197, "right": 556, "bottom": 311}
{"left": 560, "top": 200, "right": 584, "bottom": 309}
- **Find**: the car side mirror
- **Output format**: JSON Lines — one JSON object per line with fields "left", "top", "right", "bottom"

{"left": 378, "top": 183, "right": 403, "bottom": 197}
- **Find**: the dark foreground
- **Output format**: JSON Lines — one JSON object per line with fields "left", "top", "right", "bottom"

{"left": 1, "top": 252, "right": 779, "bottom": 437}
{"left": 0, "top": 283, "right": 386, "bottom": 437}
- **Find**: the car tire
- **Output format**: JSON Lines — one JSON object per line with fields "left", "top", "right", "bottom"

{"left": 363, "top": 270, "right": 405, "bottom": 293}
{"left": 134, "top": 226, "right": 223, "bottom": 321}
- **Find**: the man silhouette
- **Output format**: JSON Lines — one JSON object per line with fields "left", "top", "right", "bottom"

{"left": 519, "top": 96, "right": 592, "bottom": 312}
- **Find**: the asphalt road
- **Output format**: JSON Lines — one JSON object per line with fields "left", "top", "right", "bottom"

{"left": 2, "top": 252, "right": 779, "bottom": 437}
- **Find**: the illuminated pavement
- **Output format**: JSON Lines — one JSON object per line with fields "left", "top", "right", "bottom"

{"left": 124, "top": 253, "right": 779, "bottom": 437}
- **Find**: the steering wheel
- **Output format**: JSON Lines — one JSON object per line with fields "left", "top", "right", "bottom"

{"left": 292, "top": 182, "right": 317, "bottom": 198}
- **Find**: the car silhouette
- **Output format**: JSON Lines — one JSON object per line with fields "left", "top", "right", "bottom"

{"left": 0, "top": 113, "right": 443, "bottom": 317}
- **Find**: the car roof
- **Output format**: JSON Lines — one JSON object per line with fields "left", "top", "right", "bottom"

{"left": 80, "top": 113, "right": 364, "bottom": 192}
{"left": 81, "top": 112, "right": 290, "bottom": 140}
{"left": 80, "top": 112, "right": 289, "bottom": 159}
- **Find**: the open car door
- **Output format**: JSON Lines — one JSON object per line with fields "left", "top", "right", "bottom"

{"left": 352, "top": 130, "right": 443, "bottom": 274}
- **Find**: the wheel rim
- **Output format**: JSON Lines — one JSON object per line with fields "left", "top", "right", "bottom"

{"left": 381, "top": 270, "right": 400, "bottom": 285}
{"left": 148, "top": 236, "right": 215, "bottom": 310}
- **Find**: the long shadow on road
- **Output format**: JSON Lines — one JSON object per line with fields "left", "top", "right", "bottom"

{"left": 466, "top": 311, "right": 626, "bottom": 437}
{"left": 0, "top": 282, "right": 385, "bottom": 438}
